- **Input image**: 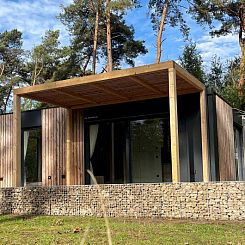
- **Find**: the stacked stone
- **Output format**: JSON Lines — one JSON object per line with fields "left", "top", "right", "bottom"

{"left": 0, "top": 182, "right": 244, "bottom": 220}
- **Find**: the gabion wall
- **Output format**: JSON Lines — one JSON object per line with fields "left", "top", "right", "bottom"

{"left": 0, "top": 182, "right": 244, "bottom": 220}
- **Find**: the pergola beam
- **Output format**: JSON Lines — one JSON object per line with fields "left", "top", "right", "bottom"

{"left": 15, "top": 61, "right": 174, "bottom": 95}
{"left": 168, "top": 68, "right": 180, "bottom": 182}
{"left": 13, "top": 94, "right": 21, "bottom": 187}
{"left": 91, "top": 83, "right": 129, "bottom": 100}
{"left": 175, "top": 63, "right": 205, "bottom": 91}
{"left": 57, "top": 90, "right": 96, "bottom": 105}
{"left": 130, "top": 76, "right": 162, "bottom": 95}
{"left": 22, "top": 94, "right": 70, "bottom": 108}
{"left": 200, "top": 90, "right": 210, "bottom": 182}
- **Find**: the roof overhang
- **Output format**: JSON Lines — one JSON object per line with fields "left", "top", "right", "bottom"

{"left": 14, "top": 60, "right": 205, "bottom": 109}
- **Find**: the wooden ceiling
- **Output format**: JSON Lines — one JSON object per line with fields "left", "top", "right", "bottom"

{"left": 14, "top": 61, "right": 205, "bottom": 109}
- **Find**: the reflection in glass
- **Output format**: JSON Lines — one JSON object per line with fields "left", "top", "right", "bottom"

{"left": 23, "top": 128, "right": 42, "bottom": 184}
{"left": 130, "top": 118, "right": 171, "bottom": 183}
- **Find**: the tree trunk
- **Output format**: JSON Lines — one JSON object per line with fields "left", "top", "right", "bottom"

{"left": 240, "top": 43, "right": 245, "bottom": 87}
{"left": 106, "top": 0, "right": 113, "bottom": 72}
{"left": 92, "top": 9, "right": 99, "bottom": 74}
{"left": 3, "top": 81, "right": 14, "bottom": 113}
{"left": 155, "top": 0, "right": 169, "bottom": 64}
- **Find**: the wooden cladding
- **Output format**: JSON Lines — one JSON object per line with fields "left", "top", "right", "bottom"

{"left": 42, "top": 108, "right": 66, "bottom": 186}
{"left": 0, "top": 114, "right": 14, "bottom": 187}
{"left": 71, "top": 110, "right": 84, "bottom": 185}
{"left": 215, "top": 96, "right": 236, "bottom": 181}
{"left": 42, "top": 108, "right": 84, "bottom": 186}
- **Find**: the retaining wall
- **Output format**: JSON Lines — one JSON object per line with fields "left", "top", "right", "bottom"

{"left": 0, "top": 182, "right": 245, "bottom": 220}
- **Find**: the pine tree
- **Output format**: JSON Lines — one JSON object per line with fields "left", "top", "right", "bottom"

{"left": 148, "top": 0, "right": 189, "bottom": 63}
{"left": 206, "top": 56, "right": 224, "bottom": 91}
{"left": 179, "top": 41, "right": 205, "bottom": 83}
{"left": 0, "top": 29, "right": 24, "bottom": 112}
{"left": 189, "top": 0, "right": 245, "bottom": 90}
{"left": 59, "top": 0, "right": 146, "bottom": 74}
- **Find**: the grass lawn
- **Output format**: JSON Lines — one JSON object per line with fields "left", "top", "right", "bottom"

{"left": 0, "top": 215, "right": 244, "bottom": 245}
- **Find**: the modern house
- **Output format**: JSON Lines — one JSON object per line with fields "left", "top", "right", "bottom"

{"left": 0, "top": 61, "right": 244, "bottom": 188}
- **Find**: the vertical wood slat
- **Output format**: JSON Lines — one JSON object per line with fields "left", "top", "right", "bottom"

{"left": 0, "top": 113, "right": 15, "bottom": 187}
{"left": 80, "top": 111, "right": 84, "bottom": 184}
{"left": 41, "top": 107, "right": 84, "bottom": 186}
{"left": 71, "top": 110, "right": 84, "bottom": 185}
{"left": 42, "top": 110, "right": 45, "bottom": 186}
{"left": 200, "top": 90, "right": 210, "bottom": 182}
{"left": 48, "top": 109, "right": 51, "bottom": 186}
{"left": 42, "top": 108, "right": 67, "bottom": 186}
{"left": 0, "top": 107, "right": 83, "bottom": 188}
{"left": 66, "top": 109, "right": 73, "bottom": 185}
{"left": 216, "top": 96, "right": 236, "bottom": 180}
{"left": 0, "top": 115, "right": 3, "bottom": 188}
{"left": 3, "top": 115, "right": 6, "bottom": 187}
{"left": 56, "top": 108, "right": 60, "bottom": 186}
{"left": 61, "top": 109, "right": 66, "bottom": 185}
{"left": 8, "top": 115, "right": 13, "bottom": 186}
{"left": 13, "top": 94, "right": 21, "bottom": 187}
{"left": 6, "top": 115, "right": 9, "bottom": 187}
{"left": 168, "top": 68, "right": 180, "bottom": 183}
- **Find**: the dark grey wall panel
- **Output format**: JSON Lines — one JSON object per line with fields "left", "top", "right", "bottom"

{"left": 21, "top": 110, "right": 41, "bottom": 129}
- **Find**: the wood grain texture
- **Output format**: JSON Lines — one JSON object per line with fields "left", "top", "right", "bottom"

{"left": 13, "top": 94, "right": 21, "bottom": 187}
{"left": 14, "top": 61, "right": 203, "bottom": 109}
{"left": 41, "top": 108, "right": 84, "bottom": 186}
{"left": 66, "top": 109, "right": 72, "bottom": 185}
{"left": 200, "top": 91, "right": 210, "bottom": 182}
{"left": 0, "top": 114, "right": 14, "bottom": 187}
{"left": 168, "top": 68, "right": 180, "bottom": 182}
{"left": 216, "top": 96, "right": 236, "bottom": 181}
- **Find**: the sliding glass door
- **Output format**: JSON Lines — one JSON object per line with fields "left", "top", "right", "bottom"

{"left": 86, "top": 116, "right": 171, "bottom": 184}
{"left": 89, "top": 121, "right": 128, "bottom": 184}
{"left": 130, "top": 118, "right": 171, "bottom": 183}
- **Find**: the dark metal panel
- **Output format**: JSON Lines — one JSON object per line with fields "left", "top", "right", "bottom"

{"left": 84, "top": 93, "right": 203, "bottom": 183}
{"left": 84, "top": 97, "right": 170, "bottom": 123}
{"left": 21, "top": 110, "right": 41, "bottom": 129}
{"left": 177, "top": 93, "right": 202, "bottom": 182}
{"left": 206, "top": 88, "right": 219, "bottom": 181}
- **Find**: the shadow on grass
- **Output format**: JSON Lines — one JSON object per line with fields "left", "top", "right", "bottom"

{"left": 0, "top": 214, "right": 38, "bottom": 224}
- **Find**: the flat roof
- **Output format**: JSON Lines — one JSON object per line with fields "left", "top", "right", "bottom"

{"left": 14, "top": 60, "right": 205, "bottom": 109}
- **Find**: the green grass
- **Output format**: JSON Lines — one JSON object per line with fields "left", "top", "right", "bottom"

{"left": 0, "top": 215, "right": 244, "bottom": 245}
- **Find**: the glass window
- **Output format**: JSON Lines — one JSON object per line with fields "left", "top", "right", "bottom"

{"left": 234, "top": 127, "right": 244, "bottom": 181}
{"left": 87, "top": 117, "right": 171, "bottom": 184}
{"left": 23, "top": 128, "right": 42, "bottom": 184}
{"left": 130, "top": 118, "right": 171, "bottom": 183}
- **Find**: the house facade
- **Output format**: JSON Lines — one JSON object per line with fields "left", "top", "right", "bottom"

{"left": 0, "top": 61, "right": 244, "bottom": 188}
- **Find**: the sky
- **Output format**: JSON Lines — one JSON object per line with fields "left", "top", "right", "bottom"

{"left": 0, "top": 0, "right": 241, "bottom": 71}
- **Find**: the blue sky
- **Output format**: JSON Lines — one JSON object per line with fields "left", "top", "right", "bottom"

{"left": 0, "top": 0, "right": 240, "bottom": 70}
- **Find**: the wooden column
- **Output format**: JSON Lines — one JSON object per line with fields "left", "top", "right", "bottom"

{"left": 13, "top": 94, "right": 21, "bottom": 187}
{"left": 66, "top": 109, "right": 73, "bottom": 185}
{"left": 200, "top": 90, "right": 210, "bottom": 182}
{"left": 168, "top": 68, "right": 180, "bottom": 182}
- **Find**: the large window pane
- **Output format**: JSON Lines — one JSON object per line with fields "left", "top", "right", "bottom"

{"left": 130, "top": 118, "right": 171, "bottom": 183}
{"left": 23, "top": 128, "right": 42, "bottom": 184}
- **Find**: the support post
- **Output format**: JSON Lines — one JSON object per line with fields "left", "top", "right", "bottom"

{"left": 13, "top": 94, "right": 21, "bottom": 187}
{"left": 200, "top": 90, "right": 210, "bottom": 182}
{"left": 168, "top": 68, "right": 180, "bottom": 182}
{"left": 66, "top": 109, "right": 73, "bottom": 185}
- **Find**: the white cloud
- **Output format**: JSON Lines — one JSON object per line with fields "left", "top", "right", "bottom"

{"left": 196, "top": 33, "right": 240, "bottom": 68}
{"left": 0, "top": 0, "right": 240, "bottom": 68}
{"left": 0, "top": 0, "right": 72, "bottom": 50}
